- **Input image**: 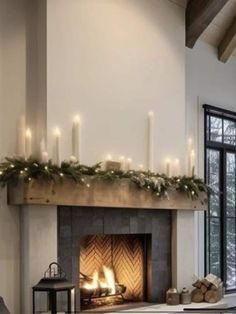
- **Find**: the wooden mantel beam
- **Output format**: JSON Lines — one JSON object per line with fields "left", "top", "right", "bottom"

{"left": 218, "top": 18, "right": 236, "bottom": 63}
{"left": 8, "top": 179, "right": 208, "bottom": 211}
{"left": 186, "top": 0, "right": 230, "bottom": 49}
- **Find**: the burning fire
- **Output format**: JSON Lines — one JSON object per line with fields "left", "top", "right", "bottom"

{"left": 84, "top": 266, "right": 116, "bottom": 295}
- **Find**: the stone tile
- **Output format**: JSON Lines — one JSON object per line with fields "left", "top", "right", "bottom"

{"left": 104, "top": 208, "right": 130, "bottom": 234}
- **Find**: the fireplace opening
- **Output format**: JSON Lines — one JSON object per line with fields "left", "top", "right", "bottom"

{"left": 79, "top": 234, "right": 149, "bottom": 310}
{"left": 58, "top": 207, "right": 172, "bottom": 311}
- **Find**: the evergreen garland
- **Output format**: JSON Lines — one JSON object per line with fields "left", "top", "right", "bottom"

{"left": 0, "top": 157, "right": 211, "bottom": 201}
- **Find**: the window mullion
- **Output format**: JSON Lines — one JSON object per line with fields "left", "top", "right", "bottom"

{"left": 221, "top": 148, "right": 227, "bottom": 285}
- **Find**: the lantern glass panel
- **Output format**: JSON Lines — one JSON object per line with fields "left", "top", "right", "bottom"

{"left": 56, "top": 290, "right": 74, "bottom": 313}
{"left": 34, "top": 291, "right": 49, "bottom": 313}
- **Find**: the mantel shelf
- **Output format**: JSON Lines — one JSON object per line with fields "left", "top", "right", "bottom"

{"left": 8, "top": 179, "right": 208, "bottom": 211}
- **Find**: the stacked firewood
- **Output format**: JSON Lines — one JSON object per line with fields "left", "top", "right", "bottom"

{"left": 191, "top": 274, "right": 223, "bottom": 303}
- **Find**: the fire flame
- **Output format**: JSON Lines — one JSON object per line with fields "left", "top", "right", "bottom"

{"left": 84, "top": 266, "right": 116, "bottom": 295}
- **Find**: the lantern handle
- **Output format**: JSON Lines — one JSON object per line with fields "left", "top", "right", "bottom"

{"left": 44, "top": 262, "right": 66, "bottom": 279}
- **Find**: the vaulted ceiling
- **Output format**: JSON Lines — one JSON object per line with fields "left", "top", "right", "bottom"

{"left": 170, "top": 0, "right": 236, "bottom": 62}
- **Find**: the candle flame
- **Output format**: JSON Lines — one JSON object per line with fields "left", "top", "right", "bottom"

{"left": 148, "top": 111, "right": 154, "bottom": 117}
{"left": 188, "top": 138, "right": 193, "bottom": 147}
{"left": 191, "top": 149, "right": 195, "bottom": 157}
{"left": 106, "top": 154, "right": 112, "bottom": 161}
{"left": 54, "top": 127, "right": 61, "bottom": 137}
{"left": 73, "top": 115, "right": 80, "bottom": 124}
{"left": 25, "top": 128, "right": 32, "bottom": 138}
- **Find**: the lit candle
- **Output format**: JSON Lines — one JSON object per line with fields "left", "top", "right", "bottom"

{"left": 39, "top": 138, "right": 47, "bottom": 161}
{"left": 190, "top": 149, "right": 195, "bottom": 177}
{"left": 138, "top": 164, "right": 144, "bottom": 171}
{"left": 147, "top": 111, "right": 154, "bottom": 172}
{"left": 69, "top": 155, "right": 77, "bottom": 163}
{"left": 187, "top": 137, "right": 193, "bottom": 176}
{"left": 72, "top": 115, "right": 80, "bottom": 162}
{"left": 106, "top": 154, "right": 112, "bottom": 161}
{"left": 119, "top": 156, "right": 125, "bottom": 170}
{"left": 41, "top": 152, "right": 49, "bottom": 163}
{"left": 53, "top": 128, "right": 61, "bottom": 166}
{"left": 25, "top": 128, "right": 32, "bottom": 159}
{"left": 165, "top": 159, "right": 171, "bottom": 177}
{"left": 173, "top": 158, "right": 180, "bottom": 177}
{"left": 16, "top": 115, "right": 25, "bottom": 157}
{"left": 126, "top": 158, "right": 132, "bottom": 171}
{"left": 71, "top": 288, "right": 75, "bottom": 313}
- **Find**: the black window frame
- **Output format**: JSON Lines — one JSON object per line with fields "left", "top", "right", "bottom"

{"left": 204, "top": 104, "right": 236, "bottom": 293}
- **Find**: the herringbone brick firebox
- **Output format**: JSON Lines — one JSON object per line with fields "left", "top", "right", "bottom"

{"left": 58, "top": 207, "right": 171, "bottom": 311}
{"left": 80, "top": 234, "right": 145, "bottom": 301}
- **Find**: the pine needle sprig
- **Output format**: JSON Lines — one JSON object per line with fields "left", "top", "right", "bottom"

{"left": 0, "top": 157, "right": 211, "bottom": 201}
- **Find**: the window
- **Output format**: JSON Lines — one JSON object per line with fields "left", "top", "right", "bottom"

{"left": 204, "top": 105, "right": 236, "bottom": 292}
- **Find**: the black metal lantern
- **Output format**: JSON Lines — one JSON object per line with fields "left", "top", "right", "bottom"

{"left": 33, "top": 262, "right": 76, "bottom": 314}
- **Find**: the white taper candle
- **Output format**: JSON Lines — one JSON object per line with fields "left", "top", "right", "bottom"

{"left": 147, "top": 111, "right": 154, "bottom": 172}
{"left": 53, "top": 128, "right": 61, "bottom": 166}
{"left": 16, "top": 115, "right": 25, "bottom": 157}
{"left": 190, "top": 149, "right": 195, "bottom": 176}
{"left": 119, "top": 156, "right": 125, "bottom": 171}
{"left": 126, "top": 158, "right": 132, "bottom": 171}
{"left": 173, "top": 158, "right": 180, "bottom": 177}
{"left": 187, "top": 138, "right": 193, "bottom": 176}
{"left": 165, "top": 159, "right": 171, "bottom": 177}
{"left": 25, "top": 128, "right": 32, "bottom": 159}
{"left": 41, "top": 152, "right": 49, "bottom": 163}
{"left": 138, "top": 164, "right": 144, "bottom": 171}
{"left": 72, "top": 115, "right": 80, "bottom": 162}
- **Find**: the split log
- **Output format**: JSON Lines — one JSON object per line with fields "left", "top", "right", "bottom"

{"left": 204, "top": 290, "right": 218, "bottom": 303}
{"left": 205, "top": 274, "right": 220, "bottom": 288}
{"left": 192, "top": 280, "right": 202, "bottom": 289}
{"left": 191, "top": 288, "right": 204, "bottom": 303}
{"left": 202, "top": 278, "right": 211, "bottom": 288}
{"left": 200, "top": 284, "right": 208, "bottom": 294}
{"left": 191, "top": 274, "right": 222, "bottom": 304}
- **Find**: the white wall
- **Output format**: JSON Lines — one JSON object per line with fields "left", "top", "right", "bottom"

{"left": 186, "top": 41, "right": 236, "bottom": 157}
{"left": 47, "top": 0, "right": 186, "bottom": 173}
{"left": 21, "top": 206, "right": 57, "bottom": 314}
{"left": 0, "top": 0, "right": 26, "bottom": 313}
{"left": 46, "top": 0, "right": 199, "bottom": 293}
{"left": 186, "top": 41, "right": 236, "bottom": 279}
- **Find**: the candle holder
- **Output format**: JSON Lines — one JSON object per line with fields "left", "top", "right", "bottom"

{"left": 105, "top": 161, "right": 121, "bottom": 171}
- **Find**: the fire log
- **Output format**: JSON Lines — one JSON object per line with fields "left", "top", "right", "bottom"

{"left": 191, "top": 288, "right": 204, "bottom": 303}
{"left": 202, "top": 278, "right": 211, "bottom": 288}
{"left": 205, "top": 274, "right": 221, "bottom": 288}
{"left": 192, "top": 280, "right": 202, "bottom": 289}
{"left": 191, "top": 274, "right": 222, "bottom": 304}
{"left": 200, "top": 284, "right": 208, "bottom": 294}
{"left": 204, "top": 290, "right": 218, "bottom": 303}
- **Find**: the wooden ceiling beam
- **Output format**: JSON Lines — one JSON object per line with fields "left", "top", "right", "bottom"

{"left": 218, "top": 18, "right": 236, "bottom": 63}
{"left": 186, "top": 0, "right": 230, "bottom": 49}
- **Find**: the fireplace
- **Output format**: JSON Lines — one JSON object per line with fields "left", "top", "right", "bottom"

{"left": 80, "top": 234, "right": 148, "bottom": 309}
{"left": 58, "top": 207, "right": 172, "bottom": 311}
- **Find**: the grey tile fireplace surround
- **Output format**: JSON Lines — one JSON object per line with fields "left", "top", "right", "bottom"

{"left": 58, "top": 207, "right": 172, "bottom": 310}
